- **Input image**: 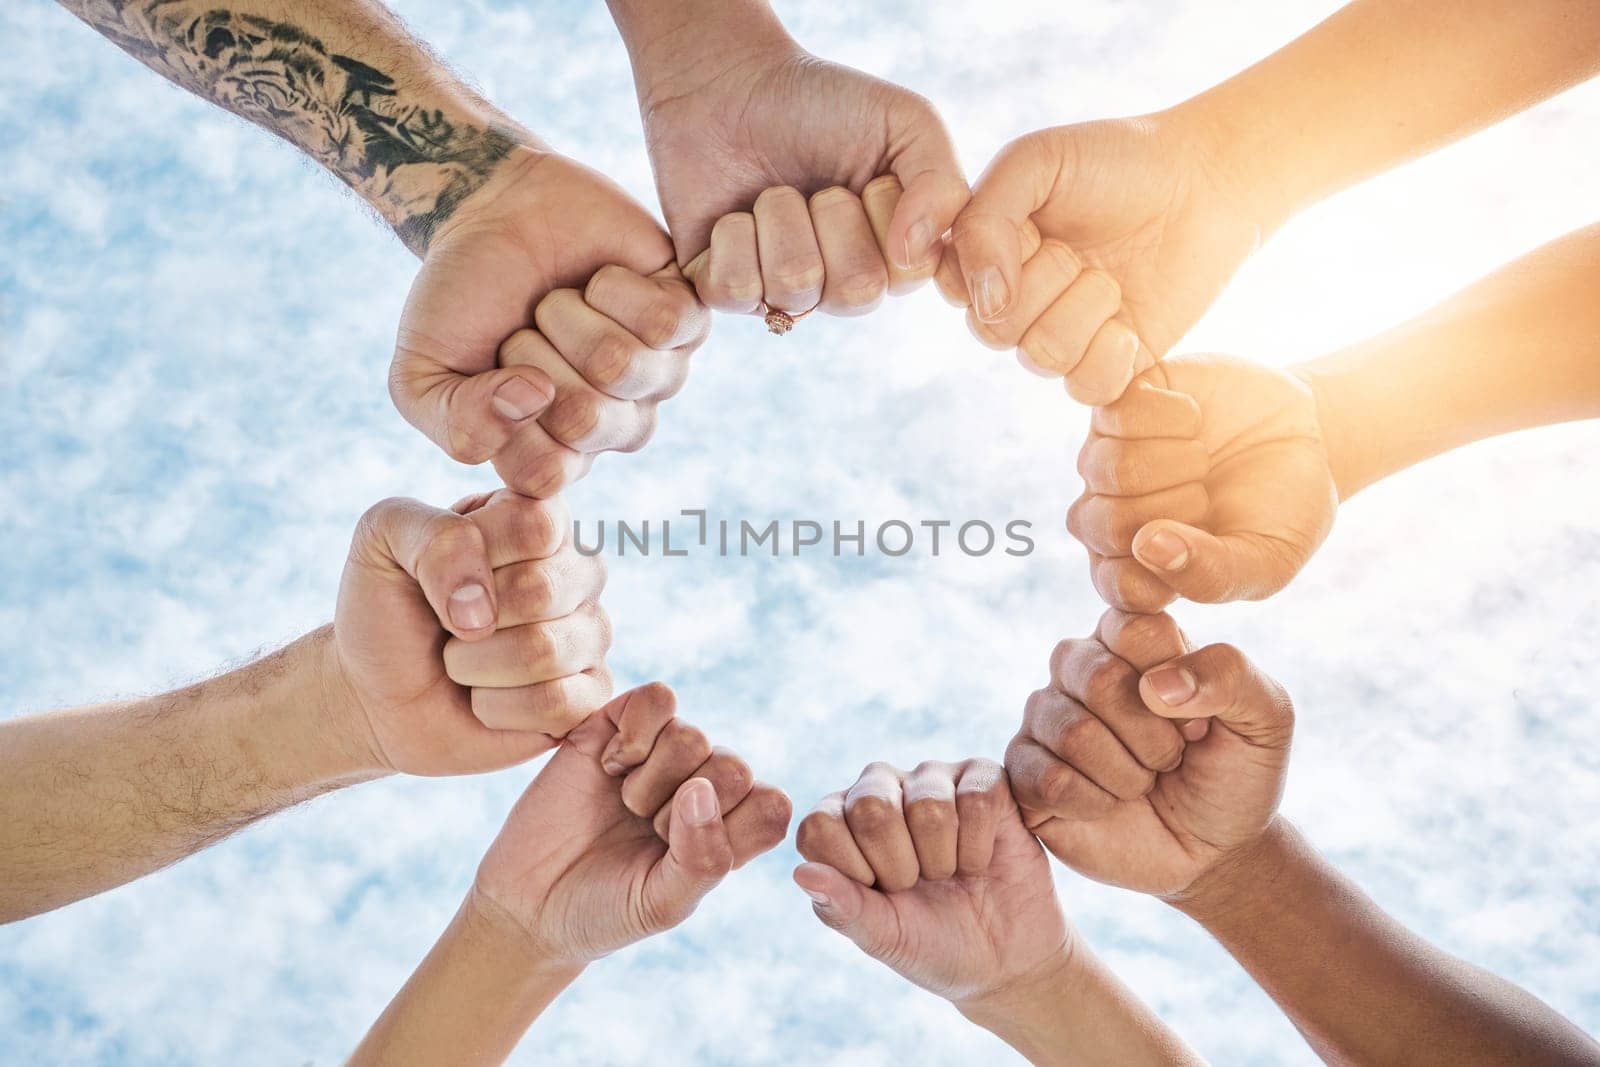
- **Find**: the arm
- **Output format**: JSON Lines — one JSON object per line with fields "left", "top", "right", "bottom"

{"left": 944, "top": 0, "right": 1600, "bottom": 399}
{"left": 1176, "top": 820, "right": 1600, "bottom": 1066}
{"left": 1301, "top": 221, "right": 1600, "bottom": 499}
{"left": 1193, "top": 0, "right": 1600, "bottom": 234}
{"left": 605, "top": 0, "right": 967, "bottom": 320}
{"left": 794, "top": 759, "right": 1200, "bottom": 1065}
{"left": 1067, "top": 220, "right": 1600, "bottom": 613}
{"left": 0, "top": 491, "right": 611, "bottom": 924}
{"left": 1009, "top": 609, "right": 1598, "bottom": 1065}
{"left": 351, "top": 683, "right": 792, "bottom": 1064}
{"left": 59, "top": 0, "right": 709, "bottom": 497}
{"left": 59, "top": 0, "right": 528, "bottom": 254}
{"left": 0, "top": 628, "right": 372, "bottom": 924}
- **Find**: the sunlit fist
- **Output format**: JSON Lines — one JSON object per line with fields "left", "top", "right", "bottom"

{"left": 1069, "top": 355, "right": 1338, "bottom": 613}
{"left": 635, "top": 35, "right": 966, "bottom": 318}
{"left": 941, "top": 117, "right": 1264, "bottom": 403}
{"left": 1007, "top": 611, "right": 1292, "bottom": 899}
{"left": 333, "top": 490, "right": 611, "bottom": 777}
{"left": 390, "top": 148, "right": 710, "bottom": 496}
{"left": 793, "top": 759, "right": 1071, "bottom": 1006}
{"left": 473, "top": 684, "right": 791, "bottom": 966}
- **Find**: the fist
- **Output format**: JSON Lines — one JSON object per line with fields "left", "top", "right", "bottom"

{"left": 1069, "top": 355, "right": 1338, "bottom": 612}
{"left": 333, "top": 490, "right": 611, "bottom": 777}
{"left": 1007, "top": 610, "right": 1293, "bottom": 899}
{"left": 794, "top": 758, "right": 1071, "bottom": 1005}
{"left": 475, "top": 684, "right": 792, "bottom": 966}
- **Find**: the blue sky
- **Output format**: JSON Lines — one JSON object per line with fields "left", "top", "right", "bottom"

{"left": 2, "top": 0, "right": 1599, "bottom": 1062}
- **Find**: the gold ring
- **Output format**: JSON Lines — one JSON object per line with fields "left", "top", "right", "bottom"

{"left": 762, "top": 305, "right": 812, "bottom": 336}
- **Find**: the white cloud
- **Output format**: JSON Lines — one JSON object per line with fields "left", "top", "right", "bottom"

{"left": 2, "top": 0, "right": 1598, "bottom": 1063}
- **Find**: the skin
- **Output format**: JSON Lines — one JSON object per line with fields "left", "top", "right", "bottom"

{"left": 60, "top": 0, "right": 710, "bottom": 498}
{"left": 0, "top": 489, "right": 611, "bottom": 924}
{"left": 607, "top": 0, "right": 967, "bottom": 319}
{"left": 351, "top": 684, "right": 792, "bottom": 1064}
{"left": 1070, "top": 222, "right": 1600, "bottom": 613}
{"left": 942, "top": 0, "right": 1600, "bottom": 401}
{"left": 1009, "top": 609, "right": 1600, "bottom": 1065}
{"left": 795, "top": 759, "right": 1202, "bottom": 1066}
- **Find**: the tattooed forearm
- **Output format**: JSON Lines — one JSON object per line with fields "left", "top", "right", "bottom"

{"left": 58, "top": 0, "right": 520, "bottom": 251}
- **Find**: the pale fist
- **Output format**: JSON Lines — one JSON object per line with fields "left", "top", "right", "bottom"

{"left": 794, "top": 759, "right": 1071, "bottom": 1005}
{"left": 474, "top": 684, "right": 791, "bottom": 966}
{"left": 333, "top": 490, "right": 611, "bottom": 776}
{"left": 941, "top": 116, "right": 1263, "bottom": 402}
{"left": 1070, "top": 355, "right": 1338, "bottom": 613}
{"left": 1007, "top": 610, "right": 1293, "bottom": 899}
{"left": 639, "top": 41, "right": 967, "bottom": 318}
{"left": 390, "top": 148, "right": 710, "bottom": 496}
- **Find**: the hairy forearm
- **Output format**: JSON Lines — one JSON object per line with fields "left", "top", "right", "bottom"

{"left": 0, "top": 626, "right": 380, "bottom": 924}
{"left": 58, "top": 0, "right": 539, "bottom": 252}
{"left": 350, "top": 888, "right": 582, "bottom": 1066}
{"left": 1178, "top": 0, "right": 1600, "bottom": 233}
{"left": 1175, "top": 820, "right": 1600, "bottom": 1065}
{"left": 1297, "top": 222, "right": 1600, "bottom": 499}
{"left": 958, "top": 941, "right": 1204, "bottom": 1066}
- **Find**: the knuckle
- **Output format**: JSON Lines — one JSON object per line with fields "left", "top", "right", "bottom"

{"left": 1084, "top": 658, "right": 1135, "bottom": 709}
{"left": 904, "top": 796, "right": 953, "bottom": 831}
{"left": 716, "top": 753, "right": 754, "bottom": 797}
{"left": 861, "top": 173, "right": 903, "bottom": 201}
{"left": 749, "top": 788, "right": 794, "bottom": 834}
{"left": 516, "top": 624, "right": 558, "bottom": 665}
{"left": 673, "top": 723, "right": 712, "bottom": 762}
{"left": 844, "top": 793, "right": 897, "bottom": 832}
{"left": 795, "top": 811, "right": 836, "bottom": 857}
{"left": 548, "top": 392, "right": 603, "bottom": 444}
{"left": 586, "top": 338, "right": 637, "bottom": 390}
{"left": 641, "top": 301, "right": 681, "bottom": 349}
{"left": 496, "top": 328, "right": 543, "bottom": 365}
{"left": 510, "top": 563, "right": 557, "bottom": 612}
{"left": 774, "top": 259, "right": 825, "bottom": 294}
{"left": 1023, "top": 685, "right": 1058, "bottom": 727}
{"left": 614, "top": 403, "right": 658, "bottom": 454}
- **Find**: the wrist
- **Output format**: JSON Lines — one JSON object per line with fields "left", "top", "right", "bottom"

{"left": 1291, "top": 358, "right": 1369, "bottom": 501}
{"left": 955, "top": 934, "right": 1082, "bottom": 1033}
{"left": 1165, "top": 817, "right": 1299, "bottom": 925}
{"left": 227, "top": 628, "right": 390, "bottom": 805}
{"left": 1161, "top": 89, "right": 1297, "bottom": 243}
{"left": 461, "top": 884, "right": 588, "bottom": 989}
{"left": 609, "top": 0, "right": 797, "bottom": 114}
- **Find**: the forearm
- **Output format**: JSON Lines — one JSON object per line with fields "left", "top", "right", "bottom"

{"left": 59, "top": 0, "right": 540, "bottom": 253}
{"left": 1176, "top": 819, "right": 1600, "bottom": 1065}
{"left": 350, "top": 888, "right": 582, "bottom": 1066}
{"left": 1176, "top": 0, "right": 1600, "bottom": 233}
{"left": 0, "top": 626, "right": 381, "bottom": 923}
{"left": 1296, "top": 221, "right": 1600, "bottom": 498}
{"left": 958, "top": 940, "right": 1204, "bottom": 1066}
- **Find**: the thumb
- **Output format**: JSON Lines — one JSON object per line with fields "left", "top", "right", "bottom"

{"left": 350, "top": 497, "right": 499, "bottom": 640}
{"left": 1132, "top": 520, "right": 1296, "bottom": 604}
{"left": 642, "top": 778, "right": 735, "bottom": 931}
{"left": 949, "top": 135, "right": 1055, "bottom": 323}
{"left": 886, "top": 122, "right": 970, "bottom": 275}
{"left": 792, "top": 862, "right": 897, "bottom": 958}
{"left": 1138, "top": 642, "right": 1295, "bottom": 749}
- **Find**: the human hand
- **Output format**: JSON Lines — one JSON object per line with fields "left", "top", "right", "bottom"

{"left": 472, "top": 684, "right": 791, "bottom": 966}
{"left": 390, "top": 148, "right": 710, "bottom": 496}
{"left": 942, "top": 115, "right": 1265, "bottom": 403}
{"left": 331, "top": 490, "right": 611, "bottom": 777}
{"left": 793, "top": 758, "right": 1071, "bottom": 1006}
{"left": 1007, "top": 610, "right": 1292, "bottom": 899}
{"left": 1069, "top": 354, "right": 1338, "bottom": 613}
{"left": 631, "top": 26, "right": 966, "bottom": 317}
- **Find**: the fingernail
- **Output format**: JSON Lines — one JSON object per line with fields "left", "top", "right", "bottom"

{"left": 492, "top": 376, "right": 551, "bottom": 422}
{"left": 972, "top": 267, "right": 1009, "bottom": 322}
{"left": 1138, "top": 530, "right": 1189, "bottom": 571}
{"left": 683, "top": 779, "right": 717, "bottom": 825}
{"left": 448, "top": 583, "right": 493, "bottom": 630}
{"left": 1147, "top": 667, "right": 1198, "bottom": 707}
{"left": 899, "top": 220, "right": 935, "bottom": 270}
{"left": 602, "top": 757, "right": 624, "bottom": 775}
{"left": 1181, "top": 719, "right": 1210, "bottom": 741}
{"left": 802, "top": 888, "right": 832, "bottom": 908}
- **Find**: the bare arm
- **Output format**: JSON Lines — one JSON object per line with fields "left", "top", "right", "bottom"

{"left": 1191, "top": 0, "right": 1600, "bottom": 233}
{"left": 1301, "top": 221, "right": 1600, "bottom": 499}
{"left": 0, "top": 628, "right": 378, "bottom": 924}
{"left": 57, "top": 0, "right": 537, "bottom": 253}
{"left": 1177, "top": 820, "right": 1600, "bottom": 1065}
